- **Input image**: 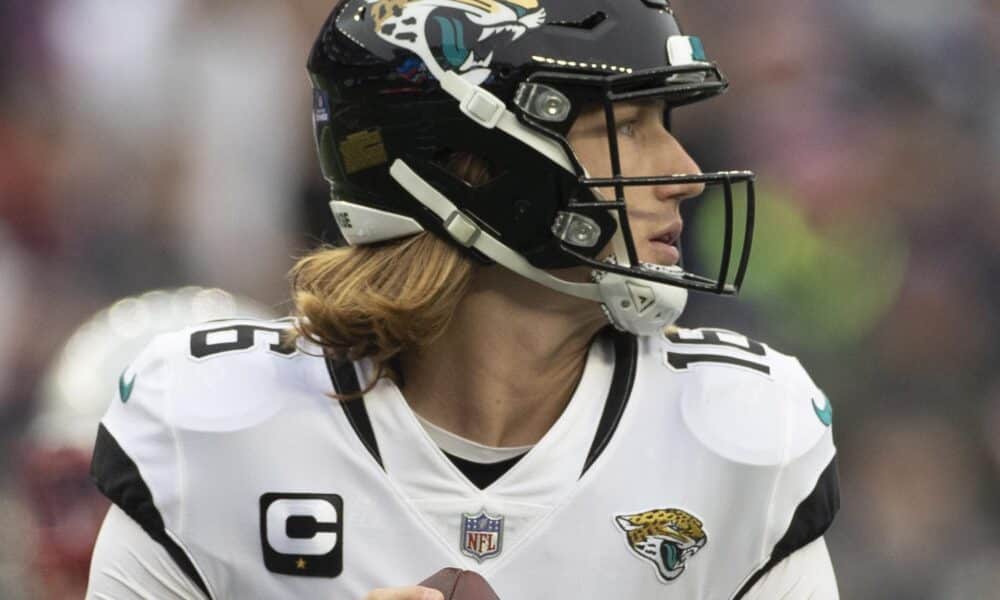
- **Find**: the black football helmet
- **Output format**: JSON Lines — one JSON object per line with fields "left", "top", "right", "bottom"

{"left": 307, "top": 0, "right": 755, "bottom": 334}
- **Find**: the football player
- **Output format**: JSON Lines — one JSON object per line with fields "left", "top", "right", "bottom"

{"left": 87, "top": 1, "right": 839, "bottom": 599}
{"left": 16, "top": 288, "right": 271, "bottom": 599}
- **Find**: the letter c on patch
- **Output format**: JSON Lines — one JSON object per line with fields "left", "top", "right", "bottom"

{"left": 265, "top": 498, "right": 339, "bottom": 555}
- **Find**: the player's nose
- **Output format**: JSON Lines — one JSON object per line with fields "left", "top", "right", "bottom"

{"left": 653, "top": 134, "right": 706, "bottom": 203}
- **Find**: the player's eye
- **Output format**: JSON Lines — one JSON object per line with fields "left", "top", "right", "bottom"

{"left": 617, "top": 120, "right": 638, "bottom": 138}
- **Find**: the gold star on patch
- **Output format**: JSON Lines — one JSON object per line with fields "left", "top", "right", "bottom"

{"left": 296, "top": 557, "right": 307, "bottom": 570}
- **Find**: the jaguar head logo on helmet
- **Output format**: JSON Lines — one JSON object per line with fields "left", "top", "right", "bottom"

{"left": 366, "top": 0, "right": 546, "bottom": 85}
{"left": 309, "top": 0, "right": 756, "bottom": 335}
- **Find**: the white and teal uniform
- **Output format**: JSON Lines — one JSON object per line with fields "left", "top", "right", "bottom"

{"left": 88, "top": 319, "right": 839, "bottom": 599}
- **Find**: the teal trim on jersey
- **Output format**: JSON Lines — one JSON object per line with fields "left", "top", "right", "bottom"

{"left": 434, "top": 16, "right": 470, "bottom": 68}
{"left": 119, "top": 370, "right": 136, "bottom": 404}
{"left": 812, "top": 393, "right": 833, "bottom": 427}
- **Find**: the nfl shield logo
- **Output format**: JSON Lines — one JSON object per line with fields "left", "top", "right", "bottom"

{"left": 460, "top": 509, "right": 504, "bottom": 562}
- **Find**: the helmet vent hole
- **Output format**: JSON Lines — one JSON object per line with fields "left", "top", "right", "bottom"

{"left": 548, "top": 12, "right": 607, "bottom": 31}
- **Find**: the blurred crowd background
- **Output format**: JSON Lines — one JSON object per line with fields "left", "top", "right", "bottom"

{"left": 0, "top": 0, "right": 997, "bottom": 598}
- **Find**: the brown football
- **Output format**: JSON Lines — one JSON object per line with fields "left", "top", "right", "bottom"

{"left": 419, "top": 568, "right": 501, "bottom": 600}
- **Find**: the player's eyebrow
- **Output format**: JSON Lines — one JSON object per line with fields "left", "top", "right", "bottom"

{"left": 572, "top": 98, "right": 666, "bottom": 135}
{"left": 626, "top": 98, "right": 667, "bottom": 112}
{"left": 612, "top": 99, "right": 666, "bottom": 124}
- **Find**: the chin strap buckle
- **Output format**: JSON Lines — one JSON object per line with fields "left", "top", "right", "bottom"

{"left": 444, "top": 211, "right": 481, "bottom": 247}
{"left": 442, "top": 72, "right": 506, "bottom": 129}
{"left": 459, "top": 88, "right": 506, "bottom": 129}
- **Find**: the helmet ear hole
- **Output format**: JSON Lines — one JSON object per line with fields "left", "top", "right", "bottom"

{"left": 439, "top": 151, "right": 503, "bottom": 188}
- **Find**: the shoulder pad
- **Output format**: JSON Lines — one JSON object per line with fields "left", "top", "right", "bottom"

{"left": 108, "top": 318, "right": 328, "bottom": 435}
{"left": 92, "top": 319, "right": 333, "bottom": 553}
{"left": 659, "top": 328, "right": 833, "bottom": 466}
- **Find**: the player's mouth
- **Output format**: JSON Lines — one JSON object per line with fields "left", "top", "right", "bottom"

{"left": 648, "top": 225, "right": 682, "bottom": 266}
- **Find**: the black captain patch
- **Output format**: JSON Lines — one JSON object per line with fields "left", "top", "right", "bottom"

{"left": 260, "top": 493, "right": 344, "bottom": 578}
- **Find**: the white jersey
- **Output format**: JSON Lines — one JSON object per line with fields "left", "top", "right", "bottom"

{"left": 89, "top": 319, "right": 838, "bottom": 599}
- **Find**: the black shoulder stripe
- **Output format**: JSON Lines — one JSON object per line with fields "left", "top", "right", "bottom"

{"left": 733, "top": 457, "right": 840, "bottom": 599}
{"left": 581, "top": 329, "right": 639, "bottom": 476}
{"left": 325, "top": 357, "right": 383, "bottom": 469}
{"left": 90, "top": 424, "right": 213, "bottom": 600}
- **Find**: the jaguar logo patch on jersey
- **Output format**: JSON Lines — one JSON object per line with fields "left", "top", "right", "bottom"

{"left": 460, "top": 509, "right": 504, "bottom": 562}
{"left": 615, "top": 508, "right": 707, "bottom": 583}
{"left": 367, "top": 0, "right": 546, "bottom": 85}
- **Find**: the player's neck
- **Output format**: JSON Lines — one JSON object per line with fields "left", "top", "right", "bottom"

{"left": 398, "top": 265, "right": 606, "bottom": 448}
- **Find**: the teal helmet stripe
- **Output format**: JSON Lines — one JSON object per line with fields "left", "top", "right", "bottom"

{"left": 689, "top": 36, "right": 707, "bottom": 61}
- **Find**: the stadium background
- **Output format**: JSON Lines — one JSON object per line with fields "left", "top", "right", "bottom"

{"left": 1, "top": 0, "right": 997, "bottom": 597}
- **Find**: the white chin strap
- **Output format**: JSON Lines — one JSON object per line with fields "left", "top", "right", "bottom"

{"left": 388, "top": 159, "right": 687, "bottom": 336}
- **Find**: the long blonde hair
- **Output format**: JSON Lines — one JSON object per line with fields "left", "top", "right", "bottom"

{"left": 290, "top": 154, "right": 492, "bottom": 387}
{"left": 291, "top": 233, "right": 471, "bottom": 372}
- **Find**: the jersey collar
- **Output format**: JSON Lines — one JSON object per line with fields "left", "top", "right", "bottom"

{"left": 325, "top": 328, "right": 638, "bottom": 500}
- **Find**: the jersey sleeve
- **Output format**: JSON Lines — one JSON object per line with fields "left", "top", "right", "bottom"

{"left": 87, "top": 505, "right": 209, "bottom": 600}
{"left": 734, "top": 356, "right": 840, "bottom": 598}
{"left": 89, "top": 332, "right": 214, "bottom": 599}
{"left": 741, "top": 537, "right": 839, "bottom": 599}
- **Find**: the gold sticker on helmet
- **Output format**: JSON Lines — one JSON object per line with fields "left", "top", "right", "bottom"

{"left": 339, "top": 129, "right": 388, "bottom": 174}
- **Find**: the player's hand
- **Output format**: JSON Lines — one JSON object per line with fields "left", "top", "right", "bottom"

{"left": 362, "top": 586, "right": 445, "bottom": 600}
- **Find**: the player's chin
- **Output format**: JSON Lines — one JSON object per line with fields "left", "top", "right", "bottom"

{"left": 642, "top": 241, "right": 681, "bottom": 267}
